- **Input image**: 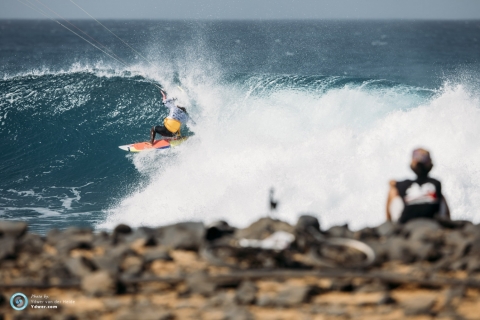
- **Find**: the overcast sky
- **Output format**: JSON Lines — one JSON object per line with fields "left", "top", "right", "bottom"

{"left": 2, "top": 0, "right": 480, "bottom": 20}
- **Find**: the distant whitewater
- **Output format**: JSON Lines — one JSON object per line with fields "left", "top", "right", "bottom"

{"left": 1, "top": 20, "right": 479, "bottom": 233}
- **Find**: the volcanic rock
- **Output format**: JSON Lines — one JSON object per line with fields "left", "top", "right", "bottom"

{"left": 0, "top": 220, "right": 28, "bottom": 238}
{"left": 156, "top": 222, "right": 205, "bottom": 250}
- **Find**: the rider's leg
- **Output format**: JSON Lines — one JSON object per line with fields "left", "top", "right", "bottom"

{"left": 150, "top": 126, "right": 156, "bottom": 145}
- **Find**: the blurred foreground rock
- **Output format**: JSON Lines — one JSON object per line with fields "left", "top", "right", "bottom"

{"left": 1, "top": 217, "right": 480, "bottom": 319}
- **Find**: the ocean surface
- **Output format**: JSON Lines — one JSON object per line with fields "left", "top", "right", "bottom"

{"left": 1, "top": 20, "right": 479, "bottom": 234}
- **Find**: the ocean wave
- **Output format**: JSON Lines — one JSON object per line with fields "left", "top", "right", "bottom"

{"left": 2, "top": 63, "right": 478, "bottom": 232}
{"left": 98, "top": 73, "right": 480, "bottom": 231}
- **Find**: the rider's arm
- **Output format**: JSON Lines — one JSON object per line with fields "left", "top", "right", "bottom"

{"left": 160, "top": 90, "right": 176, "bottom": 111}
{"left": 386, "top": 180, "right": 398, "bottom": 221}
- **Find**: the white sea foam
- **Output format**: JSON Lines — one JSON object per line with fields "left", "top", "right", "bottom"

{"left": 61, "top": 188, "right": 81, "bottom": 210}
{"left": 98, "top": 68, "right": 480, "bottom": 231}
{"left": 7, "top": 189, "right": 36, "bottom": 197}
{"left": 1, "top": 207, "right": 61, "bottom": 217}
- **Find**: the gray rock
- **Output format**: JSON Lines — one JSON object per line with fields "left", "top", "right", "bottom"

{"left": 328, "top": 279, "right": 354, "bottom": 292}
{"left": 402, "top": 218, "right": 441, "bottom": 240}
{"left": 385, "top": 237, "right": 413, "bottom": 262}
{"left": 0, "top": 220, "right": 27, "bottom": 238}
{"left": 326, "top": 224, "right": 354, "bottom": 238}
{"left": 109, "top": 243, "right": 136, "bottom": 259}
{"left": 255, "top": 293, "right": 273, "bottom": 307}
{"left": 312, "top": 304, "right": 347, "bottom": 316}
{"left": 46, "top": 228, "right": 62, "bottom": 245}
{"left": 205, "top": 220, "right": 235, "bottom": 241}
{"left": 463, "top": 223, "right": 480, "bottom": 236}
{"left": 143, "top": 247, "right": 172, "bottom": 263}
{"left": 384, "top": 232, "right": 439, "bottom": 263}
{"left": 0, "top": 236, "right": 16, "bottom": 260}
{"left": 123, "top": 227, "right": 156, "bottom": 247}
{"left": 113, "top": 224, "right": 132, "bottom": 235}
{"left": 63, "top": 227, "right": 93, "bottom": 237}
{"left": 92, "top": 231, "right": 111, "bottom": 247}
{"left": 273, "top": 285, "right": 312, "bottom": 307}
{"left": 466, "top": 256, "right": 480, "bottom": 272}
{"left": 364, "top": 240, "right": 388, "bottom": 264}
{"left": 103, "top": 298, "right": 124, "bottom": 312}
{"left": 205, "top": 291, "right": 234, "bottom": 308}
{"left": 467, "top": 235, "right": 480, "bottom": 256}
{"left": 436, "top": 218, "right": 471, "bottom": 230}
{"left": 293, "top": 216, "right": 324, "bottom": 253}
{"left": 433, "top": 256, "right": 457, "bottom": 271}
{"left": 354, "top": 227, "right": 378, "bottom": 240}
{"left": 444, "top": 286, "right": 465, "bottom": 307}
{"left": 324, "top": 305, "right": 348, "bottom": 318}
{"left": 450, "top": 256, "right": 469, "bottom": 271}
{"left": 57, "top": 236, "right": 93, "bottom": 255}
{"left": 235, "top": 217, "right": 295, "bottom": 240}
{"left": 65, "top": 256, "right": 96, "bottom": 278}
{"left": 296, "top": 215, "right": 320, "bottom": 232}
{"left": 17, "top": 233, "right": 44, "bottom": 255}
{"left": 121, "top": 255, "right": 144, "bottom": 276}
{"left": 48, "top": 228, "right": 93, "bottom": 255}
{"left": 401, "top": 296, "right": 436, "bottom": 316}
{"left": 376, "top": 221, "right": 396, "bottom": 237}
{"left": 407, "top": 240, "right": 439, "bottom": 262}
{"left": 81, "top": 271, "right": 117, "bottom": 296}
{"left": 436, "top": 308, "right": 465, "bottom": 320}
{"left": 156, "top": 222, "right": 205, "bottom": 250}
{"left": 235, "top": 281, "right": 257, "bottom": 305}
{"left": 47, "top": 259, "right": 72, "bottom": 281}
{"left": 92, "top": 255, "right": 120, "bottom": 275}
{"left": 186, "top": 272, "right": 217, "bottom": 296}
{"left": 93, "top": 244, "right": 135, "bottom": 274}
{"left": 356, "top": 280, "right": 388, "bottom": 293}
{"left": 223, "top": 306, "right": 254, "bottom": 320}
{"left": 444, "top": 230, "right": 471, "bottom": 259}
{"left": 378, "top": 293, "right": 396, "bottom": 305}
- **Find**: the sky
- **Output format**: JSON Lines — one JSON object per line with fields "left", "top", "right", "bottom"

{"left": 2, "top": 0, "right": 480, "bottom": 20}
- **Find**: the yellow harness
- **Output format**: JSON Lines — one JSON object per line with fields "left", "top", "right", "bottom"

{"left": 164, "top": 118, "right": 181, "bottom": 135}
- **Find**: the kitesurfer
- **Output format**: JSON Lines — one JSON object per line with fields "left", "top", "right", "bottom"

{"left": 150, "top": 90, "right": 189, "bottom": 144}
{"left": 386, "top": 148, "right": 451, "bottom": 223}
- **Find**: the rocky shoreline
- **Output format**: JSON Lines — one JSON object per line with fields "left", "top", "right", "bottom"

{"left": 1, "top": 216, "right": 480, "bottom": 319}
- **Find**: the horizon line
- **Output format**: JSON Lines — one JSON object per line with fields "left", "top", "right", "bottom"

{"left": 1, "top": 17, "right": 480, "bottom": 22}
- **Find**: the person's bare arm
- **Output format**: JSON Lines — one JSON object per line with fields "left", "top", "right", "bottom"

{"left": 386, "top": 180, "right": 399, "bottom": 221}
{"left": 160, "top": 89, "right": 166, "bottom": 101}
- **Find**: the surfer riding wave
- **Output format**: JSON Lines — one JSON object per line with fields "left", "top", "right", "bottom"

{"left": 150, "top": 90, "right": 191, "bottom": 144}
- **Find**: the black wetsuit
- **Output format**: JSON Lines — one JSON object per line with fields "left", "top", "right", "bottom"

{"left": 396, "top": 177, "right": 442, "bottom": 224}
{"left": 154, "top": 125, "right": 175, "bottom": 137}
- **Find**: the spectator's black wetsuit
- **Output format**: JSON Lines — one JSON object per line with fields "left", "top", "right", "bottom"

{"left": 396, "top": 177, "right": 442, "bottom": 224}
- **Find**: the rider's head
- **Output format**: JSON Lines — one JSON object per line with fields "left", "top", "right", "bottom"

{"left": 177, "top": 106, "right": 187, "bottom": 113}
{"left": 410, "top": 148, "right": 433, "bottom": 178}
